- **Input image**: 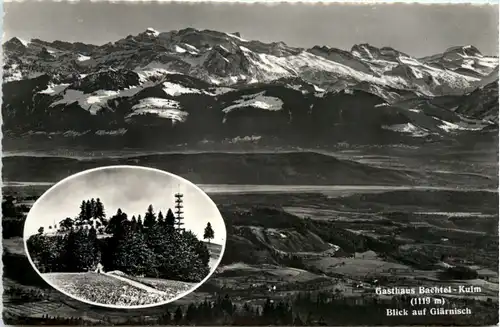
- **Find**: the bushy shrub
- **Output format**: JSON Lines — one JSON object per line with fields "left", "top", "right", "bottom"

{"left": 27, "top": 228, "right": 100, "bottom": 273}
{"left": 27, "top": 233, "right": 66, "bottom": 273}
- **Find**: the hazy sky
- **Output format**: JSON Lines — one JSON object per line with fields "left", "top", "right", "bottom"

{"left": 3, "top": 2, "right": 498, "bottom": 57}
{"left": 24, "top": 167, "right": 226, "bottom": 244}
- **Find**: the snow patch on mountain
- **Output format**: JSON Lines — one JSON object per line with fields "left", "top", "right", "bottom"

{"left": 146, "top": 28, "right": 160, "bottom": 37}
{"left": 127, "top": 97, "right": 187, "bottom": 122}
{"left": 136, "top": 67, "right": 178, "bottom": 82}
{"left": 286, "top": 84, "right": 301, "bottom": 91}
{"left": 95, "top": 128, "right": 128, "bottom": 136}
{"left": 226, "top": 32, "right": 248, "bottom": 43}
{"left": 162, "top": 82, "right": 231, "bottom": 97}
{"left": 51, "top": 85, "right": 145, "bottom": 114}
{"left": 477, "top": 57, "right": 499, "bottom": 68}
{"left": 77, "top": 54, "right": 91, "bottom": 62}
{"left": 398, "top": 56, "right": 479, "bottom": 86}
{"left": 461, "top": 59, "right": 475, "bottom": 70}
{"left": 222, "top": 92, "right": 284, "bottom": 113}
{"left": 52, "top": 89, "right": 118, "bottom": 114}
{"left": 39, "top": 83, "right": 70, "bottom": 95}
{"left": 183, "top": 43, "right": 199, "bottom": 53}
{"left": 207, "top": 86, "right": 234, "bottom": 95}
{"left": 399, "top": 57, "right": 421, "bottom": 66}
{"left": 175, "top": 45, "right": 187, "bottom": 53}
{"left": 3, "top": 63, "right": 44, "bottom": 82}
{"left": 218, "top": 45, "right": 230, "bottom": 53}
{"left": 436, "top": 119, "right": 481, "bottom": 132}
{"left": 18, "top": 38, "right": 30, "bottom": 47}
{"left": 238, "top": 48, "right": 446, "bottom": 92}
{"left": 382, "top": 123, "right": 429, "bottom": 137}
{"left": 227, "top": 135, "right": 262, "bottom": 143}
{"left": 313, "top": 85, "right": 326, "bottom": 92}
{"left": 409, "top": 67, "right": 423, "bottom": 79}
{"left": 453, "top": 50, "right": 499, "bottom": 70}
{"left": 162, "top": 81, "right": 202, "bottom": 96}
{"left": 58, "top": 130, "right": 91, "bottom": 137}
{"left": 132, "top": 97, "right": 180, "bottom": 110}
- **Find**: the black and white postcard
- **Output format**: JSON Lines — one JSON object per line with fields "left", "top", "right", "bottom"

{"left": 1, "top": 1, "right": 499, "bottom": 326}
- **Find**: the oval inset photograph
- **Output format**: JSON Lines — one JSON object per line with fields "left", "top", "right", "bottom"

{"left": 23, "top": 166, "right": 226, "bottom": 309}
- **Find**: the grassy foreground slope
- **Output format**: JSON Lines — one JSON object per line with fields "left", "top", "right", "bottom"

{"left": 42, "top": 272, "right": 192, "bottom": 307}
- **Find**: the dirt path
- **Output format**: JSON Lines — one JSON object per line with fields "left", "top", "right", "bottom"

{"left": 104, "top": 273, "right": 167, "bottom": 295}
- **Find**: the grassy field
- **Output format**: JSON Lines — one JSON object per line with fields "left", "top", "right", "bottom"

{"left": 42, "top": 272, "right": 185, "bottom": 307}
{"left": 3, "top": 301, "right": 103, "bottom": 322}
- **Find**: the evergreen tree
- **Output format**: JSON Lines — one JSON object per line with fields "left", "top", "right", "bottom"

{"left": 305, "top": 312, "right": 314, "bottom": 325}
{"left": 84, "top": 200, "right": 92, "bottom": 221}
{"left": 185, "top": 303, "right": 197, "bottom": 323}
{"left": 90, "top": 198, "right": 96, "bottom": 218}
{"left": 78, "top": 201, "right": 86, "bottom": 221}
{"left": 174, "top": 307, "right": 183, "bottom": 324}
{"left": 221, "top": 294, "right": 234, "bottom": 316}
{"left": 176, "top": 231, "right": 211, "bottom": 281}
{"left": 137, "top": 215, "right": 143, "bottom": 231}
{"left": 65, "top": 228, "right": 99, "bottom": 272}
{"left": 199, "top": 299, "right": 213, "bottom": 321}
{"left": 26, "top": 233, "right": 65, "bottom": 272}
{"left": 110, "top": 228, "right": 155, "bottom": 276}
{"left": 131, "top": 215, "right": 138, "bottom": 231}
{"left": 158, "top": 211, "right": 164, "bottom": 225}
{"left": 105, "top": 208, "right": 127, "bottom": 235}
{"left": 194, "top": 238, "right": 211, "bottom": 267}
{"left": 263, "top": 298, "right": 275, "bottom": 320}
{"left": 95, "top": 198, "right": 105, "bottom": 219}
{"left": 89, "top": 226, "right": 101, "bottom": 265}
{"left": 159, "top": 311, "right": 171, "bottom": 325}
{"left": 203, "top": 222, "right": 215, "bottom": 243}
{"left": 294, "top": 315, "right": 304, "bottom": 326}
{"left": 144, "top": 204, "right": 156, "bottom": 228}
{"left": 165, "top": 208, "right": 175, "bottom": 229}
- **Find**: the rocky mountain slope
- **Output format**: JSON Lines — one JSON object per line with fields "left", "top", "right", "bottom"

{"left": 3, "top": 28, "right": 498, "bottom": 148}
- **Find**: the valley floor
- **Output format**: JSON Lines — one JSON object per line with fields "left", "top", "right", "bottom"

{"left": 2, "top": 174, "right": 498, "bottom": 325}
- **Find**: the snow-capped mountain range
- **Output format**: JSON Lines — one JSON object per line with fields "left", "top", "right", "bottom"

{"left": 3, "top": 27, "right": 499, "bottom": 147}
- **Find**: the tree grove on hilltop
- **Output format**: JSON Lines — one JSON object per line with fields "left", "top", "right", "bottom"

{"left": 77, "top": 198, "right": 107, "bottom": 224}
{"left": 27, "top": 201, "right": 212, "bottom": 283}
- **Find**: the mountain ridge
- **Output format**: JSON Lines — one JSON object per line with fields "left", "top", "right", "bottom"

{"left": 3, "top": 27, "right": 498, "bottom": 148}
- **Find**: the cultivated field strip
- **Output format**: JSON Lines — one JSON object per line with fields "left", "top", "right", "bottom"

{"left": 4, "top": 301, "right": 63, "bottom": 316}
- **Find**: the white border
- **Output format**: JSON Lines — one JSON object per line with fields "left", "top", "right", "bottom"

{"left": 2, "top": 0, "right": 499, "bottom": 3}
{"left": 22, "top": 165, "right": 227, "bottom": 310}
